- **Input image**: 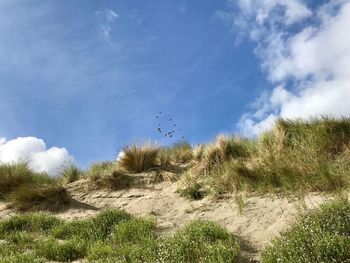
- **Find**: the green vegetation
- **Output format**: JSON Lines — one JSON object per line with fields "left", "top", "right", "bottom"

{"left": 0, "top": 163, "right": 70, "bottom": 212}
{"left": 0, "top": 118, "right": 350, "bottom": 262}
{"left": 179, "top": 182, "right": 206, "bottom": 200}
{"left": 262, "top": 198, "right": 350, "bottom": 263}
{"left": 61, "top": 165, "right": 82, "bottom": 184}
{"left": 0, "top": 209, "right": 241, "bottom": 262}
{"left": 181, "top": 117, "right": 350, "bottom": 198}
{"left": 0, "top": 163, "right": 55, "bottom": 199}
{"left": 85, "top": 161, "right": 116, "bottom": 177}
{"left": 160, "top": 220, "right": 240, "bottom": 263}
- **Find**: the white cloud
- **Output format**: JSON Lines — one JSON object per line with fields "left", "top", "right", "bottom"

{"left": 95, "top": 9, "right": 118, "bottom": 40}
{"left": 0, "top": 137, "right": 5, "bottom": 146}
{"left": 0, "top": 137, "right": 74, "bottom": 176}
{"left": 231, "top": 0, "right": 350, "bottom": 136}
{"left": 237, "top": 0, "right": 312, "bottom": 26}
{"left": 116, "top": 150, "right": 125, "bottom": 161}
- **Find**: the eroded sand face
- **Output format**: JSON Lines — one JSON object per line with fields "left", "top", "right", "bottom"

{"left": 0, "top": 179, "right": 336, "bottom": 261}
{"left": 63, "top": 180, "right": 332, "bottom": 260}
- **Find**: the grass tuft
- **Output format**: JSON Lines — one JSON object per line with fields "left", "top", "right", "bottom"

{"left": 6, "top": 185, "right": 71, "bottom": 212}
{"left": 0, "top": 163, "right": 55, "bottom": 199}
{"left": 61, "top": 165, "right": 82, "bottom": 184}
{"left": 118, "top": 143, "right": 160, "bottom": 173}
{"left": 85, "top": 161, "right": 141, "bottom": 191}
{"left": 89, "top": 169, "right": 135, "bottom": 191}
{"left": 179, "top": 182, "right": 206, "bottom": 200}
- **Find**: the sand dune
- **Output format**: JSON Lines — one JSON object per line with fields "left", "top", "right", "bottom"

{"left": 0, "top": 179, "right": 341, "bottom": 261}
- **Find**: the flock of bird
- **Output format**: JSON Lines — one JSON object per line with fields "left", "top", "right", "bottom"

{"left": 155, "top": 112, "right": 184, "bottom": 139}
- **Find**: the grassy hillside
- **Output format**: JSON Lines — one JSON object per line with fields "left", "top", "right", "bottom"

{"left": 82, "top": 117, "right": 350, "bottom": 199}
{"left": 181, "top": 117, "right": 350, "bottom": 197}
{"left": 2, "top": 117, "right": 349, "bottom": 208}
{"left": 1, "top": 117, "right": 350, "bottom": 262}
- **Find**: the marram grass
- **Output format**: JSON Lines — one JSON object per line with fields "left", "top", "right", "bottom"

{"left": 118, "top": 143, "right": 160, "bottom": 173}
{"left": 181, "top": 117, "right": 350, "bottom": 198}
{"left": 0, "top": 163, "right": 70, "bottom": 212}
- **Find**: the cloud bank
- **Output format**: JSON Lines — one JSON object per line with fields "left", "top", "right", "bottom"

{"left": 0, "top": 137, "right": 74, "bottom": 176}
{"left": 227, "top": 0, "right": 350, "bottom": 136}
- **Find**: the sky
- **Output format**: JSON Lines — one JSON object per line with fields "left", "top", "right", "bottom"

{"left": 0, "top": 0, "right": 349, "bottom": 175}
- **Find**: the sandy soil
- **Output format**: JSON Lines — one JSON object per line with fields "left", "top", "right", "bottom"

{"left": 0, "top": 179, "right": 339, "bottom": 262}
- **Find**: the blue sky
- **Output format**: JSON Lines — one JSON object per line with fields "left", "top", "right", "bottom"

{"left": 1, "top": 0, "right": 349, "bottom": 170}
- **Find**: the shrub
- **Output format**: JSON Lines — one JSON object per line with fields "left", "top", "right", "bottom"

{"left": 50, "top": 219, "right": 93, "bottom": 240}
{"left": 262, "top": 198, "right": 350, "bottom": 263}
{"left": 112, "top": 218, "right": 156, "bottom": 244}
{"left": 51, "top": 209, "right": 133, "bottom": 242}
{"left": 112, "top": 242, "right": 158, "bottom": 263}
{"left": 91, "top": 209, "right": 133, "bottom": 240}
{"left": 0, "top": 253, "right": 44, "bottom": 263}
{"left": 118, "top": 143, "right": 159, "bottom": 173}
{"left": 86, "top": 241, "right": 117, "bottom": 262}
{"left": 6, "top": 185, "right": 71, "bottom": 212}
{"left": 0, "top": 209, "right": 241, "bottom": 262}
{"left": 87, "top": 241, "right": 158, "bottom": 263}
{"left": 0, "top": 213, "right": 61, "bottom": 238}
{"left": 159, "top": 220, "right": 240, "bottom": 263}
{"left": 36, "top": 238, "right": 86, "bottom": 262}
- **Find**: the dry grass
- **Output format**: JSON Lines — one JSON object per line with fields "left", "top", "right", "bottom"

{"left": 192, "top": 144, "right": 205, "bottom": 161}
{"left": 6, "top": 185, "right": 71, "bottom": 212}
{"left": 118, "top": 143, "right": 160, "bottom": 173}
{"left": 89, "top": 170, "right": 136, "bottom": 190}
{"left": 180, "top": 117, "right": 350, "bottom": 197}
{"left": 0, "top": 163, "right": 55, "bottom": 199}
{"left": 250, "top": 117, "right": 350, "bottom": 192}
{"left": 85, "top": 161, "right": 141, "bottom": 190}
{"left": 166, "top": 142, "right": 193, "bottom": 164}
{"left": 0, "top": 163, "right": 71, "bottom": 212}
{"left": 61, "top": 165, "right": 82, "bottom": 184}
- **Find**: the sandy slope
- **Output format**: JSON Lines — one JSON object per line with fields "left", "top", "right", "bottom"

{"left": 63, "top": 180, "right": 332, "bottom": 261}
{"left": 0, "top": 179, "right": 337, "bottom": 261}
